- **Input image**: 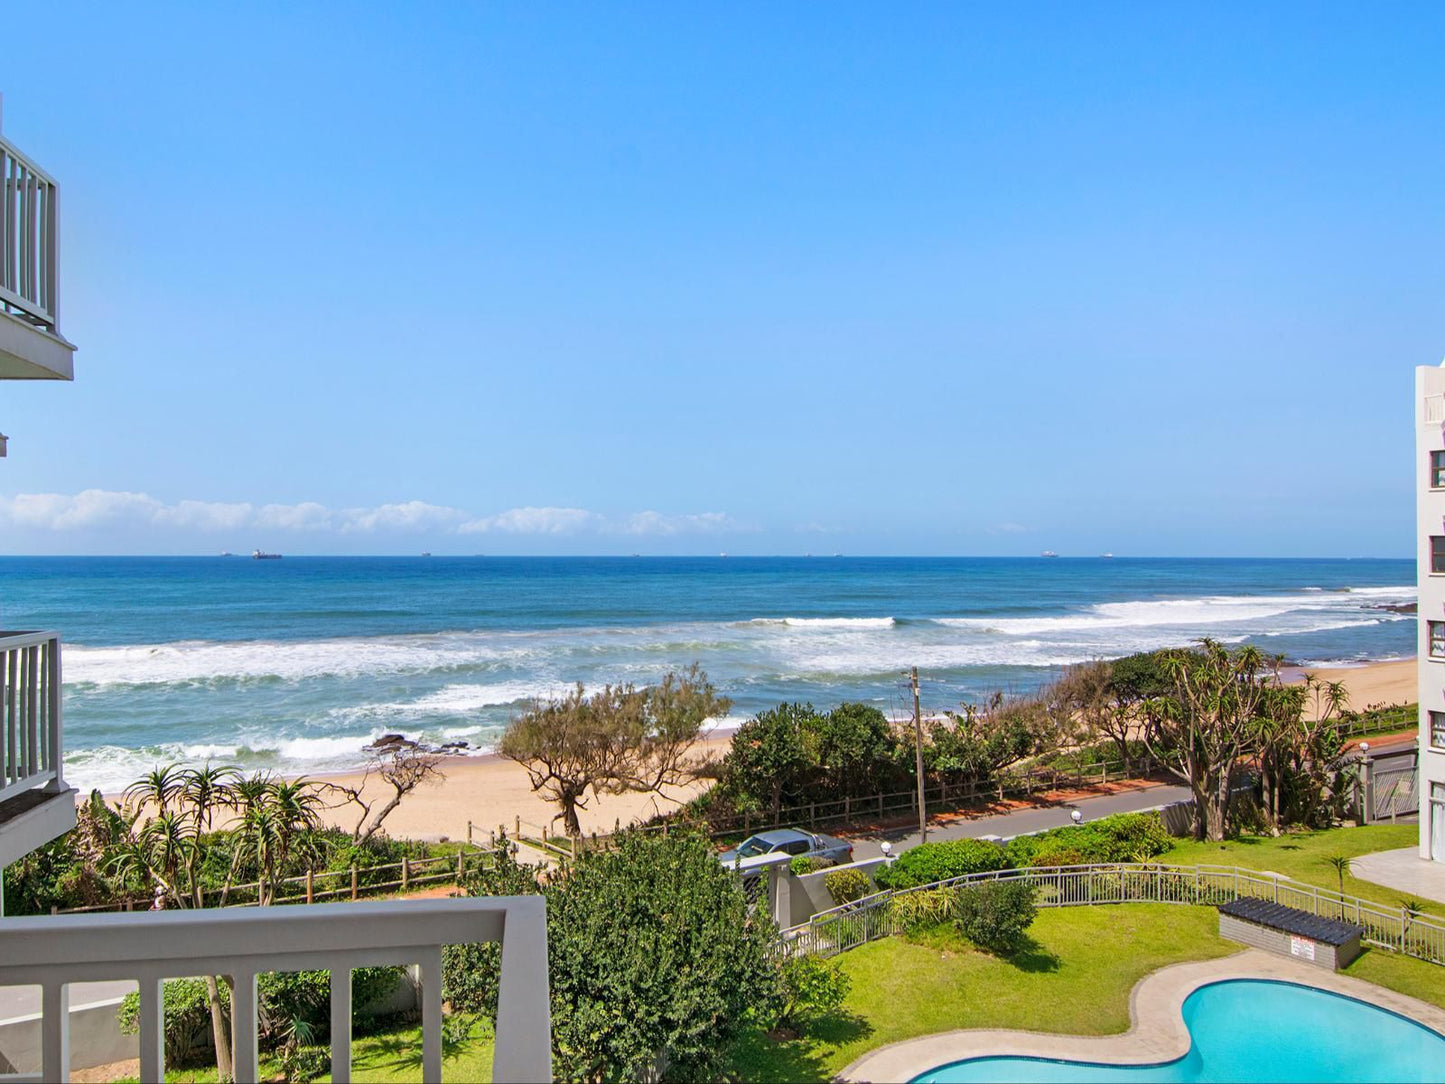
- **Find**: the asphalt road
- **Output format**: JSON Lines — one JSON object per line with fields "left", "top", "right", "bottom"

{"left": 846, "top": 780, "right": 1193, "bottom": 859}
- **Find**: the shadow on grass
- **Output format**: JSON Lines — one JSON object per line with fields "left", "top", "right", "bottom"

{"left": 1005, "top": 936, "right": 1061, "bottom": 974}
{"left": 350, "top": 1019, "right": 482, "bottom": 1075}
{"left": 731, "top": 1012, "right": 873, "bottom": 1084}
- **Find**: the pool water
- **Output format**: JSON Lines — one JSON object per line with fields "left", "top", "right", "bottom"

{"left": 910, "top": 980, "right": 1445, "bottom": 1083}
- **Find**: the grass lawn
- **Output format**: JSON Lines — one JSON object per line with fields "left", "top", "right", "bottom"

{"left": 1344, "top": 947, "right": 1445, "bottom": 1012}
{"left": 1163, "top": 824, "right": 1441, "bottom": 916}
{"left": 731, "top": 903, "right": 1236, "bottom": 1082}
{"left": 142, "top": 1018, "right": 494, "bottom": 1083}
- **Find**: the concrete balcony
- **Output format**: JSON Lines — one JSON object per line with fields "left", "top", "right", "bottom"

{"left": 0, "top": 129, "right": 73, "bottom": 383}
{"left": 0, "top": 632, "right": 75, "bottom": 871}
{"left": 0, "top": 896, "right": 552, "bottom": 1083}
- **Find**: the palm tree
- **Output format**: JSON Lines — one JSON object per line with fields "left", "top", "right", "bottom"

{"left": 1325, "top": 853, "right": 1352, "bottom": 897}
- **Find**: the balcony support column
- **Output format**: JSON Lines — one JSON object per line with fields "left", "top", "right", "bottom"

{"left": 139, "top": 977, "right": 165, "bottom": 1083}
{"left": 330, "top": 966, "right": 352, "bottom": 1083}
{"left": 230, "top": 971, "right": 259, "bottom": 1084}
{"left": 41, "top": 980, "right": 69, "bottom": 1082}
{"left": 420, "top": 946, "right": 443, "bottom": 1083}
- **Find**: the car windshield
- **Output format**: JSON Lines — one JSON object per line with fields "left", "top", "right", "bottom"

{"left": 736, "top": 837, "right": 775, "bottom": 858}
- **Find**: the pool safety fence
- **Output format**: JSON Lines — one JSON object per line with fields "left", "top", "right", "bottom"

{"left": 782, "top": 862, "right": 1445, "bottom": 969}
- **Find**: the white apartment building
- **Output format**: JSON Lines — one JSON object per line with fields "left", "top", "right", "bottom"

{"left": 1415, "top": 364, "right": 1445, "bottom": 863}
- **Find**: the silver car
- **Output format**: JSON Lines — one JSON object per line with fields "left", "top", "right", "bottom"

{"left": 718, "top": 827, "right": 853, "bottom": 876}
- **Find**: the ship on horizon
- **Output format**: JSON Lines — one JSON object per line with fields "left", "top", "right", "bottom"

{"left": 252, "top": 549, "right": 282, "bottom": 560}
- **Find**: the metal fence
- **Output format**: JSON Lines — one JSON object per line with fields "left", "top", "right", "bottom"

{"left": 0, "top": 631, "right": 63, "bottom": 806}
{"left": 783, "top": 862, "right": 1445, "bottom": 969}
{"left": 0, "top": 134, "right": 60, "bottom": 334}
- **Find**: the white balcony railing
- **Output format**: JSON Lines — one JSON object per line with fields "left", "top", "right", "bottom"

{"left": 0, "top": 896, "right": 552, "bottom": 1084}
{"left": 0, "top": 632, "right": 63, "bottom": 806}
{"left": 0, "top": 135, "right": 60, "bottom": 337}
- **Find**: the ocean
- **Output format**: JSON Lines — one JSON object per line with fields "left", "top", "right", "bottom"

{"left": 0, "top": 556, "right": 1415, "bottom": 793}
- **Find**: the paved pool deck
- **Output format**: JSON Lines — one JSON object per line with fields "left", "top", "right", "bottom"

{"left": 1352, "top": 847, "right": 1445, "bottom": 906}
{"left": 840, "top": 949, "right": 1445, "bottom": 1083}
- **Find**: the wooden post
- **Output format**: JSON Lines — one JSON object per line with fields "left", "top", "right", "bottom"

{"left": 402, "top": 857, "right": 410, "bottom": 892}
{"left": 457, "top": 850, "right": 465, "bottom": 880}
{"left": 306, "top": 868, "right": 314, "bottom": 905}
{"left": 467, "top": 820, "right": 473, "bottom": 847}
{"left": 515, "top": 815, "right": 521, "bottom": 839}
{"left": 351, "top": 866, "right": 358, "bottom": 901}
{"left": 844, "top": 794, "right": 851, "bottom": 821}
{"left": 809, "top": 802, "right": 816, "bottom": 827}
{"left": 911, "top": 667, "right": 926, "bottom": 842}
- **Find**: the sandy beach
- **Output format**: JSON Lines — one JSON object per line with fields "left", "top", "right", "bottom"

{"left": 308, "top": 657, "right": 1419, "bottom": 843}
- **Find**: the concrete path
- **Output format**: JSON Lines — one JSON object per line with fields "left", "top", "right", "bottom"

{"left": 1353, "top": 847, "right": 1445, "bottom": 905}
{"left": 841, "top": 948, "right": 1445, "bottom": 1082}
{"left": 845, "top": 780, "right": 1192, "bottom": 859}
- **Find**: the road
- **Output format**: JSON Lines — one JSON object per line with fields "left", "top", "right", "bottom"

{"left": 845, "top": 780, "right": 1192, "bottom": 859}
{"left": 0, "top": 979, "right": 135, "bottom": 1023}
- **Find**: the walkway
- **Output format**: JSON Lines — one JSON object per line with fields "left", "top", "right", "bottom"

{"left": 1353, "top": 847, "right": 1445, "bottom": 906}
{"left": 841, "top": 949, "right": 1445, "bottom": 1082}
{"left": 846, "top": 780, "right": 1192, "bottom": 859}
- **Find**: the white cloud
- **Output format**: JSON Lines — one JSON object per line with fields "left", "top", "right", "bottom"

{"left": 254, "top": 502, "right": 334, "bottom": 531}
{"left": 617, "top": 511, "right": 734, "bottom": 536}
{"left": 459, "top": 506, "right": 601, "bottom": 535}
{"left": 342, "top": 501, "right": 466, "bottom": 533}
{"left": 0, "top": 490, "right": 742, "bottom": 539}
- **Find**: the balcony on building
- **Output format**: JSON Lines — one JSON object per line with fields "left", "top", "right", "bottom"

{"left": 0, "top": 123, "right": 74, "bottom": 384}
{"left": 0, "top": 632, "right": 74, "bottom": 870}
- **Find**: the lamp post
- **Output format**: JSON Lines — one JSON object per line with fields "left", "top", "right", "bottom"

{"left": 1070, "top": 809, "right": 1083, "bottom": 826}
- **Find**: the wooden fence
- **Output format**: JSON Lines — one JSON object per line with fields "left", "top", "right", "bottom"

{"left": 53, "top": 844, "right": 503, "bottom": 915}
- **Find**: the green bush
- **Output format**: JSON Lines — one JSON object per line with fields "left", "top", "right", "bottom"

{"left": 953, "top": 880, "right": 1038, "bottom": 954}
{"left": 769, "top": 955, "right": 851, "bottom": 1032}
{"left": 1003, "top": 812, "right": 1173, "bottom": 867}
{"left": 1029, "top": 845, "right": 1089, "bottom": 868}
{"left": 889, "top": 887, "right": 958, "bottom": 933}
{"left": 118, "top": 968, "right": 404, "bottom": 1065}
{"left": 824, "top": 867, "right": 874, "bottom": 905}
{"left": 872, "top": 839, "right": 1007, "bottom": 890}
{"left": 790, "top": 854, "right": 831, "bottom": 875}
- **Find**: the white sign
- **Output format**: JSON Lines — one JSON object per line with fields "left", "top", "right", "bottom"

{"left": 1290, "top": 936, "right": 1316, "bottom": 961}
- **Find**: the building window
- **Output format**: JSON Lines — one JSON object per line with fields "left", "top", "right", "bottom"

{"left": 1433, "top": 452, "right": 1445, "bottom": 488}
{"left": 1433, "top": 712, "right": 1445, "bottom": 751}
{"left": 1431, "top": 623, "right": 1445, "bottom": 659}
{"left": 1433, "top": 537, "right": 1445, "bottom": 574}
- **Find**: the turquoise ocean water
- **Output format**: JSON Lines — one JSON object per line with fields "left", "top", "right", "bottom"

{"left": 0, "top": 556, "right": 1414, "bottom": 792}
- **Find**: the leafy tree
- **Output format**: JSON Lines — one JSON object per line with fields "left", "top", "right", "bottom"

{"left": 718, "top": 702, "right": 818, "bottom": 819}
{"left": 768, "top": 956, "right": 851, "bottom": 1034}
{"left": 927, "top": 691, "right": 1053, "bottom": 792}
{"left": 500, "top": 666, "right": 729, "bottom": 836}
{"left": 813, "top": 703, "right": 897, "bottom": 798}
{"left": 1142, "top": 639, "right": 1281, "bottom": 841}
{"left": 544, "top": 831, "right": 778, "bottom": 1082}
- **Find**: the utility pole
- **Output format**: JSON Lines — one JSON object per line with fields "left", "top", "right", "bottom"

{"left": 911, "top": 666, "right": 926, "bottom": 842}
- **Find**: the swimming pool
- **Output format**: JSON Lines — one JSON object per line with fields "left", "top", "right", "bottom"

{"left": 910, "top": 980, "right": 1445, "bottom": 1083}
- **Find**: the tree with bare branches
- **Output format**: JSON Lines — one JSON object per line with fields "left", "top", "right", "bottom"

{"left": 499, "top": 665, "right": 729, "bottom": 836}
{"left": 344, "top": 746, "right": 444, "bottom": 844}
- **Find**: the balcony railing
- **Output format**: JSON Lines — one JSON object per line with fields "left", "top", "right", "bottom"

{"left": 0, "top": 632, "right": 63, "bottom": 806}
{"left": 0, "top": 896, "right": 552, "bottom": 1084}
{"left": 0, "top": 135, "right": 59, "bottom": 337}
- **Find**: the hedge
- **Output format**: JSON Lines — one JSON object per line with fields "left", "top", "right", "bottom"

{"left": 873, "top": 838, "right": 1007, "bottom": 890}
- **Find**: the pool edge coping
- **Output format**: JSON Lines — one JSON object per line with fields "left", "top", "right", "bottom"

{"left": 838, "top": 949, "right": 1445, "bottom": 1083}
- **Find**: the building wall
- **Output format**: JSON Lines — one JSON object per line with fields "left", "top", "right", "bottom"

{"left": 1416, "top": 365, "right": 1445, "bottom": 862}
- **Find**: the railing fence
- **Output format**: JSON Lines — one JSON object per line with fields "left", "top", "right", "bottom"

{"left": 0, "top": 135, "right": 59, "bottom": 334}
{"left": 0, "top": 631, "right": 63, "bottom": 805}
{"left": 783, "top": 862, "right": 1445, "bottom": 969}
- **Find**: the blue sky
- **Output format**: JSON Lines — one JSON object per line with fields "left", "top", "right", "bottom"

{"left": 0, "top": 3, "right": 1438, "bottom": 556}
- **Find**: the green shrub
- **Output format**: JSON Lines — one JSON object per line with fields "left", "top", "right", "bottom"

{"left": 953, "top": 880, "right": 1038, "bottom": 953}
{"left": 117, "top": 968, "right": 404, "bottom": 1065}
{"left": 1029, "top": 845, "right": 1089, "bottom": 867}
{"left": 824, "top": 867, "right": 874, "bottom": 905}
{"left": 769, "top": 955, "right": 851, "bottom": 1032}
{"left": 790, "top": 854, "right": 831, "bottom": 875}
{"left": 1003, "top": 812, "right": 1173, "bottom": 867}
{"left": 889, "top": 887, "right": 958, "bottom": 933}
{"left": 872, "top": 839, "right": 1007, "bottom": 890}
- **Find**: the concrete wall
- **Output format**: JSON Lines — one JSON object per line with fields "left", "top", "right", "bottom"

{"left": 1219, "top": 914, "right": 1361, "bottom": 971}
{"left": 0, "top": 997, "right": 136, "bottom": 1075}
{"left": 788, "top": 857, "right": 887, "bottom": 926}
{"left": 1418, "top": 365, "right": 1445, "bottom": 863}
